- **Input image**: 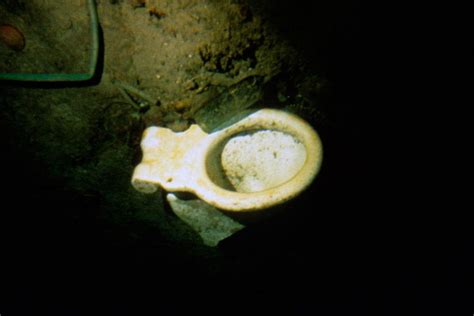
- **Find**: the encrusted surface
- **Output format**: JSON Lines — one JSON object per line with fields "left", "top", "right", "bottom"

{"left": 222, "top": 130, "right": 306, "bottom": 193}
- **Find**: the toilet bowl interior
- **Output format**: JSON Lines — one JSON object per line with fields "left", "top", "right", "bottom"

{"left": 205, "top": 128, "right": 307, "bottom": 193}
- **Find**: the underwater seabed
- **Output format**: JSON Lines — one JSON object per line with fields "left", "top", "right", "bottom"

{"left": 1, "top": 0, "right": 333, "bottom": 247}
{"left": 2, "top": 0, "right": 471, "bottom": 315}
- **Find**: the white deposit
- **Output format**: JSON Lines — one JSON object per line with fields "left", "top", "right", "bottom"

{"left": 221, "top": 130, "right": 307, "bottom": 193}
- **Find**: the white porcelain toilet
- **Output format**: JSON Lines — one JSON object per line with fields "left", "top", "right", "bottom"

{"left": 131, "top": 108, "right": 323, "bottom": 212}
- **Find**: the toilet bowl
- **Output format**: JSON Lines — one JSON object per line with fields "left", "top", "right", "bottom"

{"left": 131, "top": 108, "right": 323, "bottom": 212}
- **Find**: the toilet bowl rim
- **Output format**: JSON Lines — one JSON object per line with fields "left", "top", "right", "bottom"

{"left": 192, "top": 108, "right": 323, "bottom": 212}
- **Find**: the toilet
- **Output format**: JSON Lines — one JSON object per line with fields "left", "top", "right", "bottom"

{"left": 131, "top": 108, "right": 323, "bottom": 212}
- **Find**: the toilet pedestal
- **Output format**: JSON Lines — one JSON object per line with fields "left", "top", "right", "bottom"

{"left": 131, "top": 109, "right": 323, "bottom": 246}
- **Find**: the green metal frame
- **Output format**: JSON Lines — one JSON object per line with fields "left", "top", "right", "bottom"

{"left": 0, "top": 0, "right": 99, "bottom": 82}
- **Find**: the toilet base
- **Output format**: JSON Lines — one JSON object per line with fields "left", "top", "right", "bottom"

{"left": 167, "top": 193, "right": 245, "bottom": 247}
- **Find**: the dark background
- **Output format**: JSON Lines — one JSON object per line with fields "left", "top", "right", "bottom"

{"left": 1, "top": 0, "right": 471, "bottom": 315}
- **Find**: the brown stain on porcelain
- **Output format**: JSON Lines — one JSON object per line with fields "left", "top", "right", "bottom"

{"left": 0, "top": 24, "right": 25, "bottom": 51}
